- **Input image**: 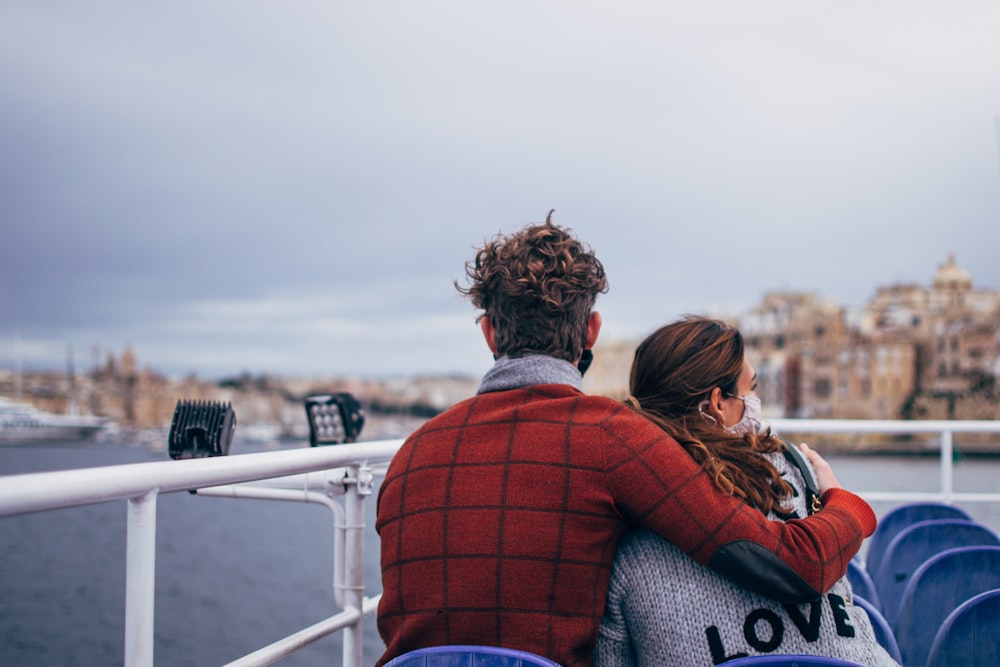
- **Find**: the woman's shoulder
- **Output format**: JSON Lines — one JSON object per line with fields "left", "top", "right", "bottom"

{"left": 614, "top": 528, "right": 718, "bottom": 580}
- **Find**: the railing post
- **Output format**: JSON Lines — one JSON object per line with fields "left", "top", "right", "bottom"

{"left": 941, "top": 429, "right": 954, "bottom": 502}
{"left": 125, "top": 489, "right": 159, "bottom": 667}
{"left": 341, "top": 464, "right": 373, "bottom": 667}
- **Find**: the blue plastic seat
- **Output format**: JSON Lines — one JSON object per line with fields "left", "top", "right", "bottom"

{"left": 846, "top": 558, "right": 881, "bottom": 612}
{"left": 872, "top": 519, "right": 999, "bottom": 625}
{"left": 852, "top": 595, "right": 901, "bottom": 663}
{"left": 926, "top": 588, "right": 1000, "bottom": 667}
{"left": 719, "top": 655, "right": 867, "bottom": 666}
{"left": 383, "top": 645, "right": 562, "bottom": 666}
{"left": 865, "top": 503, "right": 972, "bottom": 577}
{"left": 892, "top": 545, "right": 1000, "bottom": 667}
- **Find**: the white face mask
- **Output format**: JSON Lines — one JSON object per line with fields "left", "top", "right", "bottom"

{"left": 725, "top": 393, "right": 769, "bottom": 436}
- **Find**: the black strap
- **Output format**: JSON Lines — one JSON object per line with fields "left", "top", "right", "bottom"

{"left": 781, "top": 440, "right": 823, "bottom": 515}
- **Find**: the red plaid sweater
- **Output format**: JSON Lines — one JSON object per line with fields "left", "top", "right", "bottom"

{"left": 376, "top": 384, "right": 874, "bottom": 667}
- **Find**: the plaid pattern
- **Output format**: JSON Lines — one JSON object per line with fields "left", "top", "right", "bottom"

{"left": 376, "top": 384, "right": 874, "bottom": 667}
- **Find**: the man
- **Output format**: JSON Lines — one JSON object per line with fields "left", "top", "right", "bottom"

{"left": 376, "top": 214, "right": 875, "bottom": 667}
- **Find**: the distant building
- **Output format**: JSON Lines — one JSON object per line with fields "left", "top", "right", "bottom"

{"left": 583, "top": 338, "right": 636, "bottom": 400}
{"left": 584, "top": 255, "right": 1000, "bottom": 421}
{"left": 859, "top": 254, "right": 1000, "bottom": 419}
{"left": 741, "top": 292, "right": 849, "bottom": 418}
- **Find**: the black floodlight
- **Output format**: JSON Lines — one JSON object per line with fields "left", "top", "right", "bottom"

{"left": 304, "top": 393, "right": 365, "bottom": 446}
{"left": 168, "top": 400, "right": 237, "bottom": 459}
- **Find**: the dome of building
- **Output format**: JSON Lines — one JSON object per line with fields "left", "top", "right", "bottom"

{"left": 933, "top": 253, "right": 972, "bottom": 290}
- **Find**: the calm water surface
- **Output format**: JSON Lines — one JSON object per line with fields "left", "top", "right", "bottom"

{"left": 1, "top": 439, "right": 387, "bottom": 666}
{"left": 2, "top": 438, "right": 999, "bottom": 666}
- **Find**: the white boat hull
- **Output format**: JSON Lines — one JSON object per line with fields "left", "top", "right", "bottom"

{"left": 0, "top": 397, "right": 109, "bottom": 442}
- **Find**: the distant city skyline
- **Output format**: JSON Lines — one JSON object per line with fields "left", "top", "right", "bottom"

{"left": 3, "top": 252, "right": 991, "bottom": 383}
{"left": 3, "top": 3, "right": 999, "bottom": 379}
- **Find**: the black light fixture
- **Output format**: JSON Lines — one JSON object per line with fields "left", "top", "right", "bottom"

{"left": 168, "top": 400, "right": 237, "bottom": 459}
{"left": 304, "top": 393, "right": 365, "bottom": 446}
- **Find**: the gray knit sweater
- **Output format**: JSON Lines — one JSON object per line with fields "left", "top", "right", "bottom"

{"left": 594, "top": 451, "right": 898, "bottom": 667}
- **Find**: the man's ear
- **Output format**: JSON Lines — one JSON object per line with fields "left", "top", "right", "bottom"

{"left": 480, "top": 316, "right": 498, "bottom": 355}
{"left": 585, "top": 311, "right": 602, "bottom": 349}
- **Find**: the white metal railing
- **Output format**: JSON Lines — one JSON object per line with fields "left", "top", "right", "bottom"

{"left": 771, "top": 418, "right": 1000, "bottom": 504}
{"left": 0, "top": 438, "right": 405, "bottom": 667}
{"left": 1, "top": 420, "right": 1000, "bottom": 666}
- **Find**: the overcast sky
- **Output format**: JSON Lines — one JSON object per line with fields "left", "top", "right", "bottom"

{"left": 2, "top": 2, "right": 999, "bottom": 380}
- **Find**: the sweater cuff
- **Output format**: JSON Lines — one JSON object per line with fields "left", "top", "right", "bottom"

{"left": 820, "top": 488, "right": 877, "bottom": 537}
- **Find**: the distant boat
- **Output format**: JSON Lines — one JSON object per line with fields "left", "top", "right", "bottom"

{"left": 0, "top": 396, "right": 109, "bottom": 442}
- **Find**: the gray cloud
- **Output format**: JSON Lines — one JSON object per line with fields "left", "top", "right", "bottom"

{"left": 2, "top": 2, "right": 999, "bottom": 378}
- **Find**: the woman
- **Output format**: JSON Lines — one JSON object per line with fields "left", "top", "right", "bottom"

{"left": 594, "top": 316, "right": 897, "bottom": 667}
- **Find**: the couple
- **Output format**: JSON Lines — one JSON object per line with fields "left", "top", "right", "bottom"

{"left": 376, "top": 216, "right": 895, "bottom": 667}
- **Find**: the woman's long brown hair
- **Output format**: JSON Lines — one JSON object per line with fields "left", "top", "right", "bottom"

{"left": 627, "top": 316, "right": 794, "bottom": 516}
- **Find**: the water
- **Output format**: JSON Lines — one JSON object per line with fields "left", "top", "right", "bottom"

{"left": 0, "top": 439, "right": 388, "bottom": 667}
{"left": 822, "top": 452, "right": 1000, "bottom": 540}
{"left": 2, "top": 440, "right": 1000, "bottom": 666}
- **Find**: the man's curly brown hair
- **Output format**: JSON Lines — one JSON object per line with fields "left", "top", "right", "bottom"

{"left": 456, "top": 211, "right": 608, "bottom": 363}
